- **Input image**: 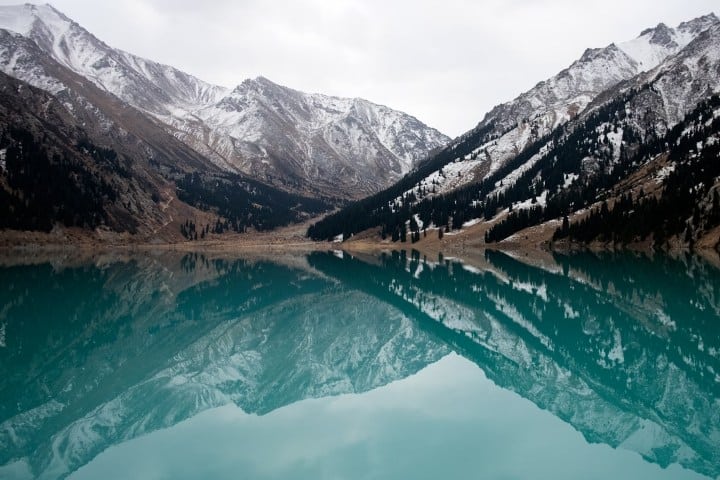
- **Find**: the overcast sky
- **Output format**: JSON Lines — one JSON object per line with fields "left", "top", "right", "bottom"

{"left": 1, "top": 1, "right": 717, "bottom": 136}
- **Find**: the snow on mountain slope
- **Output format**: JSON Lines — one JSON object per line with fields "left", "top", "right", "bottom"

{"left": 0, "top": 3, "right": 228, "bottom": 114}
{"left": 618, "top": 14, "right": 719, "bottom": 71}
{"left": 415, "top": 14, "right": 720, "bottom": 200}
{"left": 166, "top": 76, "right": 449, "bottom": 198}
{"left": 0, "top": 3, "right": 449, "bottom": 199}
{"left": 636, "top": 22, "right": 720, "bottom": 127}
{"left": 0, "top": 28, "right": 64, "bottom": 94}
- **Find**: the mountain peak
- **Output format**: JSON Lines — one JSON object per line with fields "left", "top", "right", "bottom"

{"left": 233, "top": 76, "right": 286, "bottom": 97}
{"left": 618, "top": 15, "right": 717, "bottom": 71}
{"left": 237, "top": 75, "right": 282, "bottom": 90}
{"left": 648, "top": 23, "right": 676, "bottom": 47}
{"left": 678, "top": 13, "right": 719, "bottom": 35}
{"left": 0, "top": 3, "right": 72, "bottom": 35}
{"left": 253, "top": 75, "right": 275, "bottom": 85}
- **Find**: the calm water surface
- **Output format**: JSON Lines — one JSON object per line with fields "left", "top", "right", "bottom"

{"left": 0, "top": 250, "right": 718, "bottom": 479}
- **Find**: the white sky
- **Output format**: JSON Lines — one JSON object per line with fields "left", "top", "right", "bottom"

{"left": 1, "top": 1, "right": 717, "bottom": 137}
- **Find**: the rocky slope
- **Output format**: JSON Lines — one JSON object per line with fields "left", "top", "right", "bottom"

{"left": 169, "top": 76, "right": 449, "bottom": 197}
{"left": 0, "top": 43, "right": 329, "bottom": 239}
{"left": 0, "top": 17, "right": 338, "bottom": 239}
{"left": 448, "top": 13, "right": 719, "bottom": 190}
{"left": 0, "top": 3, "right": 448, "bottom": 199}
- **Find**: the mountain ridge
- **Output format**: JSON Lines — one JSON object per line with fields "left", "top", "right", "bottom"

{"left": 309, "top": 12, "right": 720, "bottom": 250}
{"left": 0, "top": 35, "right": 332, "bottom": 239}
{"left": 0, "top": 3, "right": 448, "bottom": 200}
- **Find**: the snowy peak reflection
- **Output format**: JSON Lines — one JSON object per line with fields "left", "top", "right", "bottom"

{"left": 308, "top": 250, "right": 720, "bottom": 478}
{"left": 0, "top": 254, "right": 446, "bottom": 479}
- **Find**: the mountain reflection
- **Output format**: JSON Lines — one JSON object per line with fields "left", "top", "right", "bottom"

{"left": 0, "top": 254, "right": 447, "bottom": 479}
{"left": 0, "top": 250, "right": 718, "bottom": 479}
{"left": 308, "top": 250, "right": 720, "bottom": 478}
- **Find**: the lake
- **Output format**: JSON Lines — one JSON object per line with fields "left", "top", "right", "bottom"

{"left": 0, "top": 249, "right": 718, "bottom": 479}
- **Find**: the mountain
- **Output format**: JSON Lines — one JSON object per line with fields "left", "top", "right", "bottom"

{"left": 0, "top": 33, "right": 330, "bottom": 239}
{"left": 0, "top": 4, "right": 227, "bottom": 113}
{"left": 446, "top": 13, "right": 719, "bottom": 188}
{"left": 172, "top": 76, "right": 449, "bottom": 197}
{"left": 0, "top": 3, "right": 448, "bottom": 200}
{"left": 309, "top": 13, "right": 720, "bottom": 249}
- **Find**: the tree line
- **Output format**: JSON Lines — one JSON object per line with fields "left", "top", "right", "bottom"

{"left": 177, "top": 171, "right": 333, "bottom": 236}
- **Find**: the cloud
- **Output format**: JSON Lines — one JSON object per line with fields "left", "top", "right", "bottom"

{"left": 0, "top": 0, "right": 716, "bottom": 136}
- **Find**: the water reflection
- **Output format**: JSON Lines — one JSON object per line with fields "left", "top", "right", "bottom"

{"left": 0, "top": 250, "right": 718, "bottom": 479}
{"left": 308, "top": 250, "right": 720, "bottom": 478}
{"left": 0, "top": 254, "right": 446, "bottom": 479}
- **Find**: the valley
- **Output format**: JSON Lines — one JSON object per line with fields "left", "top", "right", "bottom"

{"left": 0, "top": 4, "right": 718, "bottom": 255}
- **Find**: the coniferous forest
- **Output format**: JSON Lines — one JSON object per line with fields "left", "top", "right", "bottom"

{"left": 176, "top": 172, "right": 334, "bottom": 236}
{"left": 0, "top": 125, "right": 127, "bottom": 232}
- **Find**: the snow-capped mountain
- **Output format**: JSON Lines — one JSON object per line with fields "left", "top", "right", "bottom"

{"left": 630, "top": 20, "right": 720, "bottom": 127}
{"left": 0, "top": 3, "right": 227, "bottom": 113}
{"left": 309, "top": 13, "right": 720, "bottom": 247}
{"left": 169, "top": 76, "right": 449, "bottom": 198}
{"left": 416, "top": 13, "right": 719, "bottom": 196}
{"left": 0, "top": 3, "right": 448, "bottom": 199}
{"left": 0, "top": 30, "right": 330, "bottom": 239}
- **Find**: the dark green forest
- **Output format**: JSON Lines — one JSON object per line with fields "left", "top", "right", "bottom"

{"left": 555, "top": 96, "right": 720, "bottom": 245}
{"left": 0, "top": 126, "right": 129, "bottom": 232}
{"left": 176, "top": 171, "right": 334, "bottom": 238}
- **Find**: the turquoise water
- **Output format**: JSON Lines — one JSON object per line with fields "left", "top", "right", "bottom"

{"left": 0, "top": 250, "right": 718, "bottom": 479}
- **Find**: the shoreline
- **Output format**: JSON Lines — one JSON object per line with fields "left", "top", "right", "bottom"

{"left": 1, "top": 216, "right": 719, "bottom": 268}
{"left": 1, "top": 230, "right": 719, "bottom": 270}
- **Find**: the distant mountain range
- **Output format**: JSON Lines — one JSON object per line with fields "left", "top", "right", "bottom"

{"left": 311, "top": 13, "right": 720, "bottom": 250}
{"left": 0, "top": 3, "right": 447, "bottom": 240}
{"left": 0, "top": 4, "right": 448, "bottom": 199}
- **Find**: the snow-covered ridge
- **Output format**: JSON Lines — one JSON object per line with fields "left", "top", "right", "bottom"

{"left": 0, "top": 3, "right": 449, "bottom": 198}
{"left": 0, "top": 3, "right": 228, "bottom": 113}
{"left": 191, "top": 76, "right": 448, "bottom": 180}
{"left": 386, "top": 12, "right": 719, "bottom": 215}
{"left": 618, "top": 14, "right": 719, "bottom": 71}
{"left": 436, "top": 13, "right": 720, "bottom": 192}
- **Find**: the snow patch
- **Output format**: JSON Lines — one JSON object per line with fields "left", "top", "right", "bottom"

{"left": 655, "top": 164, "right": 676, "bottom": 183}
{"left": 563, "top": 304, "right": 580, "bottom": 319}
{"left": 607, "top": 329, "right": 625, "bottom": 364}
{"left": 511, "top": 281, "right": 548, "bottom": 302}
{"left": 514, "top": 190, "right": 549, "bottom": 211}
{"left": 397, "top": 158, "right": 484, "bottom": 207}
{"left": 461, "top": 264, "right": 482, "bottom": 274}
{"left": 656, "top": 310, "right": 676, "bottom": 330}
